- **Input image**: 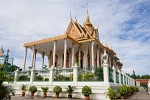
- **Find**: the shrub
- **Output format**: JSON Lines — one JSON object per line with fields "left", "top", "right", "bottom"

{"left": 44, "top": 78, "right": 49, "bottom": 81}
{"left": 106, "top": 87, "right": 116, "bottom": 100}
{"left": 117, "top": 85, "right": 127, "bottom": 96}
{"left": 82, "top": 85, "right": 92, "bottom": 96}
{"left": 41, "top": 87, "right": 49, "bottom": 93}
{"left": 29, "top": 86, "right": 37, "bottom": 93}
{"left": 21, "top": 84, "right": 27, "bottom": 91}
{"left": 18, "top": 75, "right": 29, "bottom": 81}
{"left": 65, "top": 85, "right": 76, "bottom": 95}
{"left": 53, "top": 86, "right": 62, "bottom": 94}
{"left": 35, "top": 75, "right": 44, "bottom": 81}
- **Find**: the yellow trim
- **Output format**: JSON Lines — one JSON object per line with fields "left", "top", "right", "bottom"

{"left": 67, "top": 35, "right": 82, "bottom": 46}
{"left": 24, "top": 34, "right": 67, "bottom": 47}
{"left": 78, "top": 38, "right": 95, "bottom": 43}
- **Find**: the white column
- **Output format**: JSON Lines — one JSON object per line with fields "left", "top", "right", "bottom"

{"left": 30, "top": 68, "right": 35, "bottom": 84}
{"left": 103, "top": 64, "right": 109, "bottom": 83}
{"left": 63, "top": 39, "right": 67, "bottom": 68}
{"left": 31, "top": 45, "right": 35, "bottom": 68}
{"left": 23, "top": 47, "right": 28, "bottom": 71}
{"left": 33, "top": 50, "right": 37, "bottom": 69}
{"left": 73, "top": 65, "right": 78, "bottom": 85}
{"left": 69, "top": 48, "right": 72, "bottom": 68}
{"left": 118, "top": 70, "right": 122, "bottom": 84}
{"left": 123, "top": 73, "right": 125, "bottom": 84}
{"left": 48, "top": 51, "right": 52, "bottom": 68}
{"left": 97, "top": 46, "right": 100, "bottom": 67}
{"left": 49, "top": 68, "right": 53, "bottom": 85}
{"left": 91, "top": 41, "right": 95, "bottom": 70}
{"left": 42, "top": 52, "right": 45, "bottom": 70}
{"left": 14, "top": 68, "right": 19, "bottom": 84}
{"left": 71, "top": 43, "right": 75, "bottom": 67}
{"left": 79, "top": 47, "right": 81, "bottom": 68}
{"left": 53, "top": 41, "right": 56, "bottom": 68}
{"left": 113, "top": 66, "right": 116, "bottom": 84}
{"left": 125, "top": 74, "right": 127, "bottom": 85}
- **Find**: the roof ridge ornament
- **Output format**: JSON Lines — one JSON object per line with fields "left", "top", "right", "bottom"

{"left": 70, "top": 11, "right": 72, "bottom": 20}
{"left": 84, "top": 0, "right": 92, "bottom": 27}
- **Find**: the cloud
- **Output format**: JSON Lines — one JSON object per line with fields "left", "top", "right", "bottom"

{"left": 0, "top": 0, "right": 149, "bottom": 75}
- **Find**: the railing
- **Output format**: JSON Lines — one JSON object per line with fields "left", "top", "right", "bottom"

{"left": 13, "top": 65, "right": 139, "bottom": 87}
{"left": 53, "top": 68, "right": 73, "bottom": 82}
{"left": 78, "top": 67, "right": 104, "bottom": 82}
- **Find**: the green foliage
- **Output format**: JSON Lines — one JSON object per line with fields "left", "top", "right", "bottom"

{"left": 78, "top": 73, "right": 83, "bottom": 81}
{"left": 65, "top": 85, "right": 76, "bottom": 95}
{"left": 21, "top": 84, "right": 27, "bottom": 91}
{"left": 83, "top": 72, "right": 94, "bottom": 81}
{"left": 106, "top": 87, "right": 116, "bottom": 100}
{"left": 117, "top": 85, "right": 128, "bottom": 96}
{"left": 53, "top": 86, "right": 62, "bottom": 94}
{"left": 29, "top": 86, "right": 37, "bottom": 93}
{"left": 94, "top": 67, "right": 103, "bottom": 81}
{"left": 0, "top": 64, "right": 15, "bottom": 99}
{"left": 54, "top": 75, "right": 71, "bottom": 81}
{"left": 0, "top": 63, "right": 20, "bottom": 72}
{"left": 0, "top": 84, "right": 15, "bottom": 99}
{"left": 44, "top": 78, "right": 49, "bottom": 81}
{"left": 41, "top": 87, "right": 49, "bottom": 93}
{"left": 35, "top": 75, "right": 44, "bottom": 81}
{"left": 82, "top": 85, "right": 92, "bottom": 96}
{"left": 18, "top": 75, "right": 29, "bottom": 81}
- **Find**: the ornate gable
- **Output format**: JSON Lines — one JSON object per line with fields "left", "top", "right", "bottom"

{"left": 65, "top": 20, "right": 81, "bottom": 39}
{"left": 65, "top": 13, "right": 99, "bottom": 42}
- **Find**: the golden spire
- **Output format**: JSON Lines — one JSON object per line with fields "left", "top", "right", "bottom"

{"left": 84, "top": 0, "right": 92, "bottom": 26}
{"left": 70, "top": 11, "right": 72, "bottom": 20}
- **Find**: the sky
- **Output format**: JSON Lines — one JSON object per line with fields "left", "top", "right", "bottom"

{"left": 0, "top": 0, "right": 149, "bottom": 75}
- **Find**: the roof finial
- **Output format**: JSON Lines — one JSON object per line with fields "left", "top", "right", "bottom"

{"left": 84, "top": 0, "right": 92, "bottom": 26}
{"left": 70, "top": 11, "right": 72, "bottom": 20}
{"left": 86, "top": 0, "right": 89, "bottom": 17}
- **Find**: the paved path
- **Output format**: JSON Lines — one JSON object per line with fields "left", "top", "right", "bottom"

{"left": 11, "top": 87, "right": 150, "bottom": 100}
{"left": 125, "top": 87, "right": 150, "bottom": 100}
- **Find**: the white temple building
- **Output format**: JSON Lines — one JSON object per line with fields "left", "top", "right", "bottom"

{"left": 11, "top": 6, "right": 140, "bottom": 100}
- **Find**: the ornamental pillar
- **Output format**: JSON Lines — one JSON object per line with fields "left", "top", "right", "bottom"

{"left": 14, "top": 68, "right": 19, "bottom": 84}
{"left": 79, "top": 47, "right": 81, "bottom": 68}
{"left": 31, "top": 45, "right": 35, "bottom": 69}
{"left": 23, "top": 47, "right": 28, "bottom": 71}
{"left": 30, "top": 68, "right": 35, "bottom": 84}
{"left": 123, "top": 73, "right": 125, "bottom": 84}
{"left": 102, "top": 49, "right": 109, "bottom": 83}
{"left": 53, "top": 41, "right": 56, "bottom": 68}
{"left": 63, "top": 39, "right": 67, "bottom": 68}
{"left": 49, "top": 68, "right": 54, "bottom": 85}
{"left": 112, "top": 66, "right": 116, "bottom": 84}
{"left": 73, "top": 65, "right": 78, "bottom": 85}
{"left": 91, "top": 41, "right": 95, "bottom": 70}
{"left": 118, "top": 70, "right": 122, "bottom": 84}
{"left": 42, "top": 52, "right": 45, "bottom": 70}
{"left": 97, "top": 46, "right": 100, "bottom": 67}
{"left": 33, "top": 49, "right": 37, "bottom": 69}
{"left": 71, "top": 43, "right": 75, "bottom": 67}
